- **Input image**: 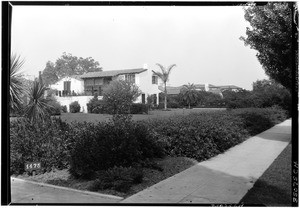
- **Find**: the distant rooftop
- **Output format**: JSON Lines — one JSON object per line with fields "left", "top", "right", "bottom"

{"left": 80, "top": 68, "right": 147, "bottom": 78}
{"left": 159, "top": 84, "right": 242, "bottom": 95}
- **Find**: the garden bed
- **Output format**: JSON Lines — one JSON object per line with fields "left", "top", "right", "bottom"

{"left": 14, "top": 156, "right": 198, "bottom": 198}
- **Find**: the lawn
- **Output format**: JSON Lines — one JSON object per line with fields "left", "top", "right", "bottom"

{"left": 59, "top": 108, "right": 226, "bottom": 123}
{"left": 240, "top": 143, "right": 292, "bottom": 206}
{"left": 15, "top": 156, "right": 198, "bottom": 198}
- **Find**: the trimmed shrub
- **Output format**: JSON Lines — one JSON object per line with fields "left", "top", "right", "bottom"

{"left": 47, "top": 99, "right": 62, "bottom": 115}
{"left": 10, "top": 118, "right": 72, "bottom": 175}
{"left": 69, "top": 116, "right": 165, "bottom": 179}
{"left": 61, "top": 105, "right": 67, "bottom": 113}
{"left": 130, "top": 103, "right": 148, "bottom": 114}
{"left": 231, "top": 107, "right": 287, "bottom": 135}
{"left": 87, "top": 99, "right": 109, "bottom": 114}
{"left": 145, "top": 112, "right": 249, "bottom": 161}
{"left": 88, "top": 166, "right": 143, "bottom": 192}
{"left": 167, "top": 102, "right": 181, "bottom": 109}
{"left": 69, "top": 101, "right": 80, "bottom": 113}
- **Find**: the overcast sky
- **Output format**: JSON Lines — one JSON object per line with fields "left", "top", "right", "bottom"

{"left": 11, "top": 5, "right": 268, "bottom": 90}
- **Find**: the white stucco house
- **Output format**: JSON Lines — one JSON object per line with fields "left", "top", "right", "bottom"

{"left": 49, "top": 64, "right": 163, "bottom": 113}
{"left": 49, "top": 76, "right": 84, "bottom": 96}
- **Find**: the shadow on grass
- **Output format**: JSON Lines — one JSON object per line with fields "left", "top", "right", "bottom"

{"left": 240, "top": 143, "right": 292, "bottom": 206}
{"left": 240, "top": 179, "right": 291, "bottom": 206}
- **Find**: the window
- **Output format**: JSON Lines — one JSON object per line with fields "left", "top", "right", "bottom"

{"left": 125, "top": 74, "right": 135, "bottom": 83}
{"left": 152, "top": 76, "right": 158, "bottom": 84}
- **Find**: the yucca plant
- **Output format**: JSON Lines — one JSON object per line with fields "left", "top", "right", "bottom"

{"left": 153, "top": 63, "right": 176, "bottom": 110}
{"left": 10, "top": 54, "right": 25, "bottom": 112}
{"left": 24, "top": 80, "right": 53, "bottom": 123}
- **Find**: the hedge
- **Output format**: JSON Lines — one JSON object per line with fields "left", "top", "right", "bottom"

{"left": 230, "top": 106, "right": 287, "bottom": 135}
{"left": 130, "top": 103, "right": 148, "bottom": 114}
{"left": 10, "top": 118, "right": 73, "bottom": 175}
{"left": 143, "top": 107, "right": 288, "bottom": 162}
{"left": 10, "top": 107, "right": 288, "bottom": 177}
{"left": 144, "top": 112, "right": 249, "bottom": 161}
{"left": 88, "top": 97, "right": 148, "bottom": 114}
{"left": 68, "top": 115, "right": 165, "bottom": 178}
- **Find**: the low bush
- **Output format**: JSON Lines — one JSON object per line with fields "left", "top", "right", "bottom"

{"left": 145, "top": 112, "right": 249, "bottom": 161}
{"left": 69, "top": 115, "right": 165, "bottom": 179}
{"left": 61, "top": 105, "right": 67, "bottom": 113}
{"left": 231, "top": 107, "right": 287, "bottom": 135}
{"left": 10, "top": 118, "right": 72, "bottom": 175}
{"left": 130, "top": 103, "right": 148, "bottom": 114}
{"left": 167, "top": 102, "right": 182, "bottom": 109}
{"left": 89, "top": 166, "right": 143, "bottom": 192}
{"left": 69, "top": 101, "right": 80, "bottom": 113}
{"left": 47, "top": 99, "right": 62, "bottom": 115}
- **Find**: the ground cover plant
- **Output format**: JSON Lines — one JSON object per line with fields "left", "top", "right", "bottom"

{"left": 15, "top": 156, "right": 197, "bottom": 197}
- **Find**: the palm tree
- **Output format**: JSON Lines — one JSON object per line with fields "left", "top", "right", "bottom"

{"left": 24, "top": 80, "right": 53, "bottom": 123}
{"left": 180, "top": 83, "right": 198, "bottom": 109}
{"left": 10, "top": 54, "right": 25, "bottom": 112}
{"left": 153, "top": 63, "right": 176, "bottom": 110}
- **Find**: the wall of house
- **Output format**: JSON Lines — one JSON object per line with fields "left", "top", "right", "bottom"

{"left": 136, "top": 69, "right": 161, "bottom": 105}
{"left": 50, "top": 77, "right": 84, "bottom": 94}
{"left": 55, "top": 95, "right": 94, "bottom": 113}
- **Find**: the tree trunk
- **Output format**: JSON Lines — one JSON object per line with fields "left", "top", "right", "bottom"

{"left": 164, "top": 82, "right": 167, "bottom": 110}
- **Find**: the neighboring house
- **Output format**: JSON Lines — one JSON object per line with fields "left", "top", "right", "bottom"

{"left": 159, "top": 84, "right": 242, "bottom": 98}
{"left": 217, "top": 85, "right": 242, "bottom": 92}
{"left": 49, "top": 64, "right": 162, "bottom": 112}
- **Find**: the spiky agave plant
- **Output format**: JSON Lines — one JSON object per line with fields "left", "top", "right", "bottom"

{"left": 10, "top": 54, "right": 25, "bottom": 112}
{"left": 24, "top": 80, "right": 53, "bottom": 123}
{"left": 153, "top": 63, "right": 176, "bottom": 110}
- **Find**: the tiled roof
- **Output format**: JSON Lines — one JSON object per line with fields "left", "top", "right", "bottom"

{"left": 80, "top": 68, "right": 147, "bottom": 78}
{"left": 208, "top": 88, "right": 222, "bottom": 94}
{"left": 69, "top": 75, "right": 83, "bottom": 80}
{"left": 158, "top": 84, "right": 241, "bottom": 95}
{"left": 158, "top": 86, "right": 182, "bottom": 95}
{"left": 216, "top": 85, "right": 242, "bottom": 89}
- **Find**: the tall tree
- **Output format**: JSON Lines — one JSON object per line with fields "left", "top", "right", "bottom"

{"left": 41, "top": 52, "right": 102, "bottom": 86}
{"left": 153, "top": 63, "right": 177, "bottom": 110}
{"left": 180, "top": 83, "right": 198, "bottom": 109}
{"left": 240, "top": 2, "right": 294, "bottom": 92}
{"left": 10, "top": 54, "right": 25, "bottom": 112}
{"left": 42, "top": 61, "right": 58, "bottom": 86}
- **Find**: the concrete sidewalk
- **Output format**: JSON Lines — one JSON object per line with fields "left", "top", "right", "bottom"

{"left": 11, "top": 177, "right": 123, "bottom": 204}
{"left": 121, "top": 119, "right": 291, "bottom": 203}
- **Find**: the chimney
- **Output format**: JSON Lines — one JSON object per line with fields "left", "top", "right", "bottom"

{"left": 38, "top": 71, "right": 43, "bottom": 85}
{"left": 143, "top": 63, "right": 148, "bottom": 69}
{"left": 205, "top": 83, "right": 209, "bottom": 91}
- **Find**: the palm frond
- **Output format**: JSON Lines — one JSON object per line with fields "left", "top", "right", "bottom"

{"left": 167, "top": 64, "right": 177, "bottom": 75}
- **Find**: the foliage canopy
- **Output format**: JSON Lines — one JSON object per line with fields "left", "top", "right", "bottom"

{"left": 42, "top": 52, "right": 102, "bottom": 86}
{"left": 240, "top": 2, "right": 294, "bottom": 91}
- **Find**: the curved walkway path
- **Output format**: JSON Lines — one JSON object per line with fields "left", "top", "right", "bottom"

{"left": 122, "top": 119, "right": 291, "bottom": 203}
{"left": 11, "top": 119, "right": 291, "bottom": 204}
